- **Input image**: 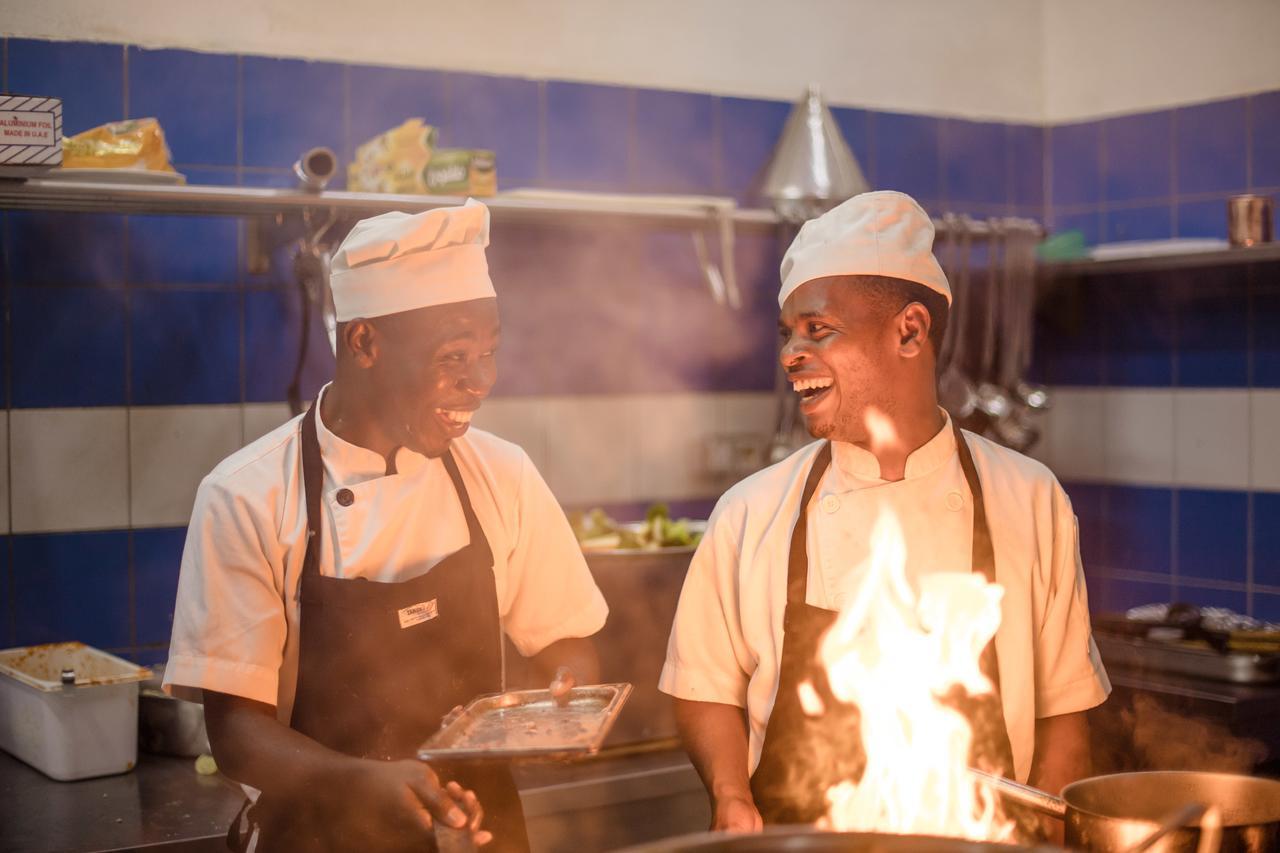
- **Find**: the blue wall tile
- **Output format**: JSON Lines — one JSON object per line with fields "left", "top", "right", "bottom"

{"left": 242, "top": 57, "right": 345, "bottom": 169}
{"left": 1175, "top": 266, "right": 1249, "bottom": 387}
{"left": 128, "top": 169, "right": 239, "bottom": 285}
{"left": 1252, "top": 92, "right": 1280, "bottom": 189}
{"left": 831, "top": 106, "right": 873, "bottom": 184}
{"left": 1252, "top": 265, "right": 1280, "bottom": 387}
{"left": 133, "top": 528, "right": 186, "bottom": 647}
{"left": 7, "top": 39, "right": 124, "bottom": 134}
{"left": 1104, "top": 204, "right": 1173, "bottom": 243}
{"left": 1254, "top": 593, "right": 1280, "bottom": 622}
{"left": 244, "top": 288, "right": 334, "bottom": 402}
{"left": 1092, "top": 577, "right": 1173, "bottom": 615}
{"left": 11, "top": 285, "right": 127, "bottom": 407}
{"left": 1035, "top": 278, "right": 1105, "bottom": 385}
{"left": 131, "top": 290, "right": 241, "bottom": 404}
{"left": 1101, "top": 275, "right": 1174, "bottom": 386}
{"left": 1050, "top": 121, "right": 1103, "bottom": 206}
{"left": 631, "top": 89, "right": 715, "bottom": 194}
{"left": 1064, "top": 481, "right": 1107, "bottom": 570}
{"left": 1050, "top": 208, "right": 1102, "bottom": 245}
{"left": 448, "top": 73, "right": 541, "bottom": 187}
{"left": 721, "top": 229, "right": 786, "bottom": 392}
{"left": 942, "top": 119, "right": 1008, "bottom": 207}
{"left": 7, "top": 212, "right": 126, "bottom": 286}
{"left": 1101, "top": 486, "right": 1172, "bottom": 575}
{"left": 718, "top": 96, "right": 789, "bottom": 202}
{"left": 1175, "top": 197, "right": 1230, "bottom": 239}
{"left": 1009, "top": 124, "right": 1045, "bottom": 210}
{"left": 1176, "top": 489, "right": 1247, "bottom": 583}
{"left": 1175, "top": 98, "right": 1248, "bottom": 196}
{"left": 545, "top": 82, "right": 630, "bottom": 189}
{"left": 128, "top": 48, "right": 237, "bottom": 166}
{"left": 12, "top": 531, "right": 131, "bottom": 649}
{"left": 1171, "top": 583, "right": 1247, "bottom": 612}
{"left": 1254, "top": 492, "right": 1280, "bottom": 588}
{"left": 875, "top": 111, "right": 940, "bottom": 203}
{"left": 1104, "top": 110, "right": 1173, "bottom": 202}
{"left": 347, "top": 64, "right": 449, "bottom": 156}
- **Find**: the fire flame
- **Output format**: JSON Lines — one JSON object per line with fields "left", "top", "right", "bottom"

{"left": 817, "top": 508, "right": 1014, "bottom": 841}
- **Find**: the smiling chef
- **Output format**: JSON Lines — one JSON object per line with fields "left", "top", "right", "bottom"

{"left": 164, "top": 200, "right": 608, "bottom": 853}
{"left": 659, "top": 191, "right": 1111, "bottom": 837}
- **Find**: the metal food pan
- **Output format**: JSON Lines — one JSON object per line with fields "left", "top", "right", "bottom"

{"left": 417, "top": 683, "right": 633, "bottom": 762}
{"left": 1096, "top": 634, "right": 1280, "bottom": 684}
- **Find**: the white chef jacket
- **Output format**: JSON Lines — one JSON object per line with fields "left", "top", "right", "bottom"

{"left": 659, "top": 414, "right": 1109, "bottom": 783}
{"left": 165, "top": 387, "right": 608, "bottom": 723}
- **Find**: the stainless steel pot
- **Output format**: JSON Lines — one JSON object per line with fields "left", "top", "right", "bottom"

{"left": 618, "top": 827, "right": 1062, "bottom": 852}
{"left": 980, "top": 770, "right": 1280, "bottom": 852}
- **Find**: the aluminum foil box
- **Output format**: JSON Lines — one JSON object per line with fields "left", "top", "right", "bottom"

{"left": 0, "top": 94, "right": 63, "bottom": 174}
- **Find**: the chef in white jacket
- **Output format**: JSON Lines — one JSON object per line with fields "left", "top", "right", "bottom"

{"left": 660, "top": 191, "right": 1109, "bottom": 838}
{"left": 165, "top": 200, "right": 608, "bottom": 853}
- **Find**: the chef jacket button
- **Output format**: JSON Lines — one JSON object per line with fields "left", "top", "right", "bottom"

{"left": 946, "top": 491, "right": 965, "bottom": 511}
{"left": 336, "top": 488, "right": 355, "bottom": 507}
{"left": 821, "top": 495, "right": 840, "bottom": 514}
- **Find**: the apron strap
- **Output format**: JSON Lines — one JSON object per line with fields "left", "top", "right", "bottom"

{"left": 301, "top": 400, "right": 324, "bottom": 580}
{"left": 786, "top": 442, "right": 832, "bottom": 607}
{"left": 440, "top": 447, "right": 494, "bottom": 570}
{"left": 952, "top": 419, "right": 997, "bottom": 586}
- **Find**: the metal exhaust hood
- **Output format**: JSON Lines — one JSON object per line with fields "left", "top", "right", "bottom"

{"left": 761, "top": 84, "right": 869, "bottom": 223}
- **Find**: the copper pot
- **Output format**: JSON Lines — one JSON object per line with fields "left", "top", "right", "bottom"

{"left": 618, "top": 827, "right": 1060, "bottom": 852}
{"left": 981, "top": 770, "right": 1280, "bottom": 852}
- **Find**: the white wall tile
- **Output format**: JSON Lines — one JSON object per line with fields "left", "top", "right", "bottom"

{"left": 243, "top": 403, "right": 294, "bottom": 446}
{"left": 1174, "top": 390, "right": 1250, "bottom": 489}
{"left": 1103, "top": 389, "right": 1175, "bottom": 485}
{"left": 131, "top": 406, "right": 244, "bottom": 528}
{"left": 633, "top": 393, "right": 722, "bottom": 500}
{"left": 471, "top": 396, "right": 549, "bottom": 474}
{"left": 1042, "top": 389, "right": 1108, "bottom": 481}
{"left": 718, "top": 392, "right": 776, "bottom": 436}
{"left": 11, "top": 408, "right": 129, "bottom": 533}
{"left": 540, "top": 395, "right": 639, "bottom": 506}
{"left": 1250, "top": 391, "right": 1280, "bottom": 490}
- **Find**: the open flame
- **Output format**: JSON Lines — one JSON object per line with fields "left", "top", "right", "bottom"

{"left": 816, "top": 508, "right": 1014, "bottom": 841}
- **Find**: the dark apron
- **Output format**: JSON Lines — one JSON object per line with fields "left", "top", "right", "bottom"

{"left": 229, "top": 400, "right": 529, "bottom": 853}
{"left": 749, "top": 423, "right": 1039, "bottom": 839}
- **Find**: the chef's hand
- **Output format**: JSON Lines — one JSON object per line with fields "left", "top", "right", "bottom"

{"left": 354, "top": 759, "right": 492, "bottom": 847}
{"left": 550, "top": 665, "right": 576, "bottom": 706}
{"left": 711, "top": 791, "right": 763, "bottom": 833}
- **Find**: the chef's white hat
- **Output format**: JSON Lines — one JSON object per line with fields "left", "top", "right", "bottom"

{"left": 330, "top": 199, "right": 495, "bottom": 321}
{"left": 778, "top": 190, "right": 951, "bottom": 308}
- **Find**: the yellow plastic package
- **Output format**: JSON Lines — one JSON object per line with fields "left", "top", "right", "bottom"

{"left": 347, "top": 119, "right": 438, "bottom": 194}
{"left": 62, "top": 118, "right": 176, "bottom": 172}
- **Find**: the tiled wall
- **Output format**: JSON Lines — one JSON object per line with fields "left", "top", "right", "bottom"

{"left": 6, "top": 35, "right": 1276, "bottom": 661}
{"left": 0, "top": 38, "right": 1046, "bottom": 661}
{"left": 1047, "top": 93, "right": 1280, "bottom": 244}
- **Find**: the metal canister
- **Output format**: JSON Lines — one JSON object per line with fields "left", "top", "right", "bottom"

{"left": 1227, "top": 194, "right": 1274, "bottom": 247}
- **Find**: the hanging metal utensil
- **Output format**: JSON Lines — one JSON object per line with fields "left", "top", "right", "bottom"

{"left": 938, "top": 216, "right": 978, "bottom": 419}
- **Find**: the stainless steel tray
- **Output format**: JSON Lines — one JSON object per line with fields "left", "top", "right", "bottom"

{"left": 1096, "top": 634, "right": 1280, "bottom": 684}
{"left": 417, "top": 683, "right": 633, "bottom": 761}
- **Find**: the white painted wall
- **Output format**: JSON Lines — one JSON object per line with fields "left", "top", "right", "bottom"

{"left": 1041, "top": 0, "right": 1280, "bottom": 122}
{"left": 4, "top": 0, "right": 1044, "bottom": 121}
{"left": 5, "top": 1, "right": 1279, "bottom": 122}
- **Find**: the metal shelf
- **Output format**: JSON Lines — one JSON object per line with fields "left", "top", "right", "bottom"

{"left": 0, "top": 177, "right": 772, "bottom": 227}
{"left": 1044, "top": 242, "right": 1280, "bottom": 277}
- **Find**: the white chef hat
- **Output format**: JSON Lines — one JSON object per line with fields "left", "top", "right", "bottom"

{"left": 330, "top": 199, "right": 495, "bottom": 321}
{"left": 778, "top": 190, "right": 951, "bottom": 308}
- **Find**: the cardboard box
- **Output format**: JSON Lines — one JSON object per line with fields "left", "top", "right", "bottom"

{"left": 0, "top": 95, "right": 63, "bottom": 174}
{"left": 424, "top": 148, "right": 496, "bottom": 196}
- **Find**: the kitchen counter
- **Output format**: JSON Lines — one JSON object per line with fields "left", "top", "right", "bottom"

{"left": 0, "top": 745, "right": 707, "bottom": 853}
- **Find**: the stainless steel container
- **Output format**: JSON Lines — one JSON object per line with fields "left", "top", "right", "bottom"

{"left": 1227, "top": 195, "right": 1274, "bottom": 247}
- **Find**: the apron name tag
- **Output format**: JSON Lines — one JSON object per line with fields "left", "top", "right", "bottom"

{"left": 397, "top": 599, "right": 439, "bottom": 629}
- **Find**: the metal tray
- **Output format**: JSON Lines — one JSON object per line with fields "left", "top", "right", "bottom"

{"left": 1096, "top": 634, "right": 1280, "bottom": 684}
{"left": 417, "top": 683, "right": 633, "bottom": 762}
